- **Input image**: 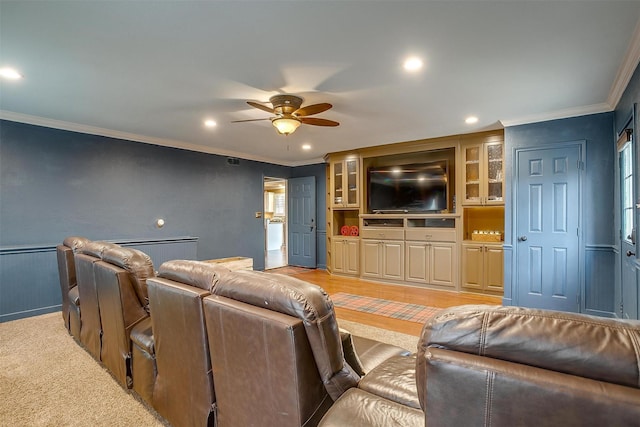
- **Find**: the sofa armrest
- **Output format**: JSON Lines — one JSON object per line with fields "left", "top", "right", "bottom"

{"left": 339, "top": 328, "right": 366, "bottom": 376}
{"left": 420, "top": 347, "right": 640, "bottom": 427}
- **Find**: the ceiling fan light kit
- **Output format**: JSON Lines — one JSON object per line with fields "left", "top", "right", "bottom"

{"left": 272, "top": 117, "right": 301, "bottom": 135}
{"left": 233, "top": 94, "right": 339, "bottom": 136}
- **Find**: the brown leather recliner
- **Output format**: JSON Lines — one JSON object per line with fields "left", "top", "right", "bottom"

{"left": 74, "top": 240, "right": 120, "bottom": 360}
{"left": 416, "top": 305, "right": 640, "bottom": 427}
{"left": 204, "top": 269, "right": 411, "bottom": 427}
{"left": 56, "top": 236, "right": 90, "bottom": 338}
{"left": 94, "top": 246, "right": 154, "bottom": 389}
{"left": 146, "top": 260, "right": 230, "bottom": 427}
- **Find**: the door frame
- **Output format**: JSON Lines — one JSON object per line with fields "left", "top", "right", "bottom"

{"left": 616, "top": 108, "right": 637, "bottom": 318}
{"left": 263, "top": 176, "right": 288, "bottom": 269}
{"left": 511, "top": 139, "right": 585, "bottom": 309}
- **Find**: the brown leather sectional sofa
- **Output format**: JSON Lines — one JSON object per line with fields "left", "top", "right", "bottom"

{"left": 319, "top": 304, "right": 640, "bottom": 426}
{"left": 56, "top": 238, "right": 411, "bottom": 426}
{"left": 57, "top": 237, "right": 640, "bottom": 426}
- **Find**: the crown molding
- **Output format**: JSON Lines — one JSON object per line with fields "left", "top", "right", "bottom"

{"left": 607, "top": 17, "right": 640, "bottom": 109}
{"left": 0, "top": 110, "right": 320, "bottom": 167}
{"left": 499, "top": 102, "right": 611, "bottom": 128}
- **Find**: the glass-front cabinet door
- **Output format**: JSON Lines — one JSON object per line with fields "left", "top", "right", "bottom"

{"left": 462, "top": 142, "right": 504, "bottom": 206}
{"left": 331, "top": 158, "right": 359, "bottom": 208}
{"left": 464, "top": 145, "right": 482, "bottom": 204}
{"left": 484, "top": 142, "right": 504, "bottom": 204}
{"left": 345, "top": 159, "right": 359, "bottom": 206}
{"left": 332, "top": 161, "right": 344, "bottom": 207}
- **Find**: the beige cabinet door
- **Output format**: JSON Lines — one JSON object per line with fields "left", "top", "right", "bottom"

{"left": 461, "top": 243, "right": 484, "bottom": 290}
{"left": 361, "top": 240, "right": 382, "bottom": 278}
{"left": 406, "top": 242, "right": 429, "bottom": 283}
{"left": 332, "top": 240, "right": 346, "bottom": 274}
{"left": 430, "top": 242, "right": 456, "bottom": 288}
{"left": 484, "top": 245, "right": 504, "bottom": 292}
{"left": 345, "top": 239, "right": 360, "bottom": 275}
{"left": 381, "top": 241, "right": 404, "bottom": 280}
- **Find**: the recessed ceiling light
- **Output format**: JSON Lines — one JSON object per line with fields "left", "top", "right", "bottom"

{"left": 204, "top": 119, "right": 217, "bottom": 128}
{"left": 0, "top": 67, "right": 23, "bottom": 80}
{"left": 302, "top": 144, "right": 311, "bottom": 150}
{"left": 403, "top": 57, "right": 423, "bottom": 72}
{"left": 465, "top": 116, "right": 479, "bottom": 124}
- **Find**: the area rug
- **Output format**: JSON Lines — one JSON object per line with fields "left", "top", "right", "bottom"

{"left": 267, "top": 266, "right": 315, "bottom": 275}
{"left": 331, "top": 292, "right": 441, "bottom": 324}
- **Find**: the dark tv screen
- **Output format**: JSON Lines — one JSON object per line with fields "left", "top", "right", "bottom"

{"left": 367, "top": 161, "right": 448, "bottom": 213}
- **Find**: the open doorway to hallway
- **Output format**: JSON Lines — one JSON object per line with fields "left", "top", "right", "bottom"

{"left": 264, "top": 177, "right": 287, "bottom": 270}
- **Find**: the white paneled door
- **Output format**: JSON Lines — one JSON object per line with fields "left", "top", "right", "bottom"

{"left": 516, "top": 145, "right": 581, "bottom": 312}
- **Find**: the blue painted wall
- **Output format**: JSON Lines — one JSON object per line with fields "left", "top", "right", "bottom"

{"left": 0, "top": 120, "right": 300, "bottom": 268}
{"left": 0, "top": 120, "right": 328, "bottom": 320}
{"left": 504, "top": 112, "right": 616, "bottom": 315}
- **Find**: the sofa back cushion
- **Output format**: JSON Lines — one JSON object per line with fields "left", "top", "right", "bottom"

{"left": 102, "top": 246, "right": 154, "bottom": 308}
{"left": 213, "top": 270, "right": 359, "bottom": 400}
{"left": 417, "top": 305, "right": 640, "bottom": 394}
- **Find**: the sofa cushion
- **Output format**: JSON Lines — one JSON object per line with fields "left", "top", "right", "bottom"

{"left": 157, "top": 259, "right": 229, "bottom": 293}
{"left": 102, "top": 246, "right": 154, "bottom": 307}
{"left": 357, "top": 354, "right": 419, "bottom": 409}
{"left": 63, "top": 236, "right": 90, "bottom": 252}
{"left": 318, "top": 388, "right": 423, "bottom": 427}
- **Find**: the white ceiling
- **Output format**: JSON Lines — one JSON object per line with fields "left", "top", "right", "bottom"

{"left": 1, "top": 1, "right": 639, "bottom": 166}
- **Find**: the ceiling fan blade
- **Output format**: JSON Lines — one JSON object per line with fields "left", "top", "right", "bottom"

{"left": 300, "top": 117, "right": 340, "bottom": 127}
{"left": 231, "top": 118, "right": 272, "bottom": 123}
{"left": 247, "top": 101, "right": 274, "bottom": 114}
{"left": 294, "top": 103, "right": 332, "bottom": 117}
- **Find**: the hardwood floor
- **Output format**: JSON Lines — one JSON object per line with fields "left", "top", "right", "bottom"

{"left": 289, "top": 269, "right": 501, "bottom": 337}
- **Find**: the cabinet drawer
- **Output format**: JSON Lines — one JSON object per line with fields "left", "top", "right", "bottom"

{"left": 405, "top": 228, "right": 456, "bottom": 242}
{"left": 360, "top": 228, "right": 405, "bottom": 240}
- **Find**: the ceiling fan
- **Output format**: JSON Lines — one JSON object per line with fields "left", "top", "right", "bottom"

{"left": 233, "top": 95, "right": 339, "bottom": 135}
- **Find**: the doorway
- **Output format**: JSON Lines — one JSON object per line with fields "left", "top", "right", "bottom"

{"left": 264, "top": 177, "right": 287, "bottom": 270}
{"left": 618, "top": 127, "right": 636, "bottom": 319}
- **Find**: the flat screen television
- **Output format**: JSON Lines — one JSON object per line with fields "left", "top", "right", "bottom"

{"left": 367, "top": 161, "right": 448, "bottom": 213}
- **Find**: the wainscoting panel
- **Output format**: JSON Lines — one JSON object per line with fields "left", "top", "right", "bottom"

{"left": 502, "top": 245, "right": 513, "bottom": 306}
{"left": 0, "top": 237, "right": 198, "bottom": 322}
{"left": 584, "top": 245, "right": 616, "bottom": 317}
{"left": 317, "top": 230, "right": 327, "bottom": 269}
{"left": 0, "top": 246, "right": 60, "bottom": 322}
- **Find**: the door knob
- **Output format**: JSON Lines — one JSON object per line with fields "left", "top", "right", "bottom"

{"left": 518, "top": 236, "right": 527, "bottom": 242}
{"left": 626, "top": 250, "right": 635, "bottom": 257}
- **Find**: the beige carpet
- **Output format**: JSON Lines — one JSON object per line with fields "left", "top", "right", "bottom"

{"left": 0, "top": 312, "right": 166, "bottom": 427}
{"left": 0, "top": 312, "right": 418, "bottom": 426}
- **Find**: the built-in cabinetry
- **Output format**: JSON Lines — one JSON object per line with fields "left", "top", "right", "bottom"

{"left": 327, "top": 155, "right": 361, "bottom": 275}
{"left": 325, "top": 130, "right": 504, "bottom": 297}
{"left": 461, "top": 242, "right": 503, "bottom": 294}
{"left": 360, "top": 216, "right": 458, "bottom": 289}
{"left": 462, "top": 137, "right": 504, "bottom": 206}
